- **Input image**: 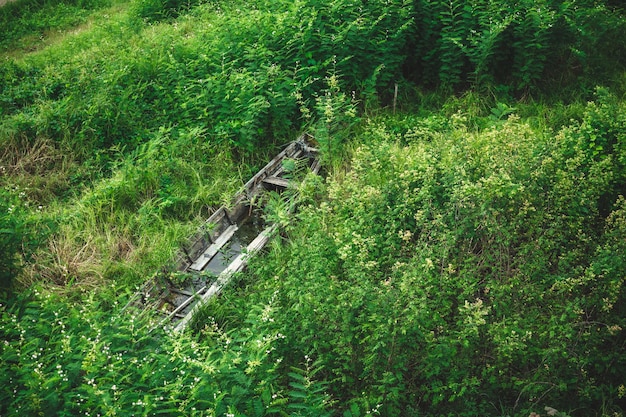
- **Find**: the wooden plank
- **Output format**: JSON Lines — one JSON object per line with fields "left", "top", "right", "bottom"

{"left": 303, "top": 145, "right": 319, "bottom": 154}
{"left": 182, "top": 207, "right": 228, "bottom": 260}
{"left": 188, "top": 224, "right": 238, "bottom": 271}
{"left": 262, "top": 176, "right": 290, "bottom": 189}
{"left": 173, "top": 224, "right": 278, "bottom": 332}
{"left": 170, "top": 288, "right": 194, "bottom": 297}
{"left": 218, "top": 223, "right": 276, "bottom": 277}
{"left": 242, "top": 142, "right": 297, "bottom": 193}
{"left": 157, "top": 285, "right": 207, "bottom": 327}
{"left": 183, "top": 234, "right": 210, "bottom": 262}
{"left": 311, "top": 158, "right": 322, "bottom": 175}
{"left": 204, "top": 206, "right": 227, "bottom": 226}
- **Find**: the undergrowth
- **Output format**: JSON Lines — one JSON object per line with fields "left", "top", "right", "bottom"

{"left": 221, "top": 89, "right": 626, "bottom": 416}
{"left": 1, "top": 0, "right": 626, "bottom": 415}
{"left": 0, "top": 286, "right": 330, "bottom": 416}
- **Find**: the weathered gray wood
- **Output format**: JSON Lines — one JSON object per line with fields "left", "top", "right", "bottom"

{"left": 188, "top": 224, "right": 239, "bottom": 271}
{"left": 262, "top": 176, "right": 290, "bottom": 189}
{"left": 170, "top": 288, "right": 194, "bottom": 297}
{"left": 226, "top": 203, "right": 250, "bottom": 224}
{"left": 242, "top": 142, "right": 297, "bottom": 194}
{"left": 173, "top": 224, "right": 278, "bottom": 333}
{"left": 311, "top": 158, "right": 322, "bottom": 175}
{"left": 157, "top": 285, "right": 207, "bottom": 328}
{"left": 181, "top": 207, "right": 231, "bottom": 265}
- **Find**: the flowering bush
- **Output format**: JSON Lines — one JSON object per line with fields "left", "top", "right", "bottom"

{"left": 0, "top": 286, "right": 331, "bottom": 416}
{"left": 236, "top": 91, "right": 626, "bottom": 416}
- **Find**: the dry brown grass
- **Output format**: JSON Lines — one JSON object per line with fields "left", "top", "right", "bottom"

{"left": 0, "top": 136, "right": 67, "bottom": 175}
{"left": 0, "top": 136, "right": 76, "bottom": 203}
{"left": 23, "top": 234, "right": 105, "bottom": 291}
{"left": 0, "top": 0, "right": 18, "bottom": 7}
{"left": 112, "top": 236, "right": 136, "bottom": 262}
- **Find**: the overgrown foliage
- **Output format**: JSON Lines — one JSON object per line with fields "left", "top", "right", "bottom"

{"left": 0, "top": 0, "right": 412, "bottom": 165}
{"left": 229, "top": 90, "right": 626, "bottom": 416}
{"left": 0, "top": 187, "right": 47, "bottom": 293}
{"left": 0, "top": 190, "right": 25, "bottom": 292}
{"left": 1, "top": 0, "right": 626, "bottom": 415}
{"left": 408, "top": 0, "right": 626, "bottom": 93}
{"left": 0, "top": 287, "right": 332, "bottom": 416}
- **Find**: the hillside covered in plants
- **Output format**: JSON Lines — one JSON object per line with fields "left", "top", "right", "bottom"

{"left": 1, "top": 0, "right": 626, "bottom": 415}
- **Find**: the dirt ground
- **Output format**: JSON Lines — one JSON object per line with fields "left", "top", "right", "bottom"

{"left": 0, "top": 0, "right": 18, "bottom": 7}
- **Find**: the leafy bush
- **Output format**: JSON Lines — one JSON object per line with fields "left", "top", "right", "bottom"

{"left": 407, "top": 0, "right": 626, "bottom": 93}
{"left": 0, "top": 188, "right": 45, "bottom": 293}
{"left": 6, "top": 90, "right": 625, "bottom": 416}
{"left": 0, "top": 286, "right": 334, "bottom": 416}
{"left": 1, "top": 0, "right": 414, "bottom": 165}
{"left": 0, "top": 192, "right": 24, "bottom": 292}
{"left": 3, "top": 0, "right": 625, "bottom": 190}
{"left": 231, "top": 91, "right": 626, "bottom": 416}
{"left": 132, "top": 0, "right": 198, "bottom": 22}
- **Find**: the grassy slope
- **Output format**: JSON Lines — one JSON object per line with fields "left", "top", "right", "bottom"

{"left": 1, "top": 0, "right": 416, "bottom": 291}
{"left": 1, "top": 0, "right": 626, "bottom": 416}
{"left": 1, "top": 0, "right": 295, "bottom": 291}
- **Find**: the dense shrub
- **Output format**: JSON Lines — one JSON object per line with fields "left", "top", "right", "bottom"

{"left": 2, "top": 0, "right": 626, "bottom": 181}
{"left": 232, "top": 91, "right": 626, "bottom": 416}
{"left": 0, "top": 0, "right": 413, "bottom": 163}
{"left": 0, "top": 192, "right": 24, "bottom": 292}
{"left": 132, "top": 0, "right": 197, "bottom": 22}
{"left": 407, "top": 0, "right": 626, "bottom": 93}
{"left": 0, "top": 188, "right": 44, "bottom": 293}
{"left": 0, "top": 288, "right": 327, "bottom": 416}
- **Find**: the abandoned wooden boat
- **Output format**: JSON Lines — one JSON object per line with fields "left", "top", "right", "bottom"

{"left": 123, "top": 134, "right": 320, "bottom": 332}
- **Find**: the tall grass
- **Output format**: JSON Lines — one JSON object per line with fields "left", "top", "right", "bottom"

{"left": 0, "top": 0, "right": 116, "bottom": 53}
{"left": 1, "top": 2, "right": 626, "bottom": 414}
{"left": 18, "top": 127, "right": 248, "bottom": 289}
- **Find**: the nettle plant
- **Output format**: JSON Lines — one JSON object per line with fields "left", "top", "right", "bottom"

{"left": 409, "top": 0, "right": 626, "bottom": 92}
{"left": 0, "top": 286, "right": 335, "bottom": 416}
{"left": 0, "top": 187, "right": 47, "bottom": 293}
{"left": 312, "top": 71, "right": 360, "bottom": 165}
{"left": 235, "top": 92, "right": 626, "bottom": 416}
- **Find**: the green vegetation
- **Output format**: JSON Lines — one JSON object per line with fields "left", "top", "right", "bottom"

{"left": 237, "top": 92, "right": 626, "bottom": 415}
{"left": 0, "top": 189, "right": 31, "bottom": 291}
{"left": 1, "top": 0, "right": 626, "bottom": 415}
{"left": 0, "top": 0, "right": 115, "bottom": 54}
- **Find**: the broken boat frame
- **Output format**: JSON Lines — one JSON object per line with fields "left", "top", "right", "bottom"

{"left": 123, "top": 133, "right": 320, "bottom": 332}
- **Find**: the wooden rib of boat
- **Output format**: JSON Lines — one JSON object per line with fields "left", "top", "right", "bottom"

{"left": 123, "top": 133, "right": 319, "bottom": 332}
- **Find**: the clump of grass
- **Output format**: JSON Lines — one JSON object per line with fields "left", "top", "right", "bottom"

{"left": 0, "top": 135, "right": 77, "bottom": 203}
